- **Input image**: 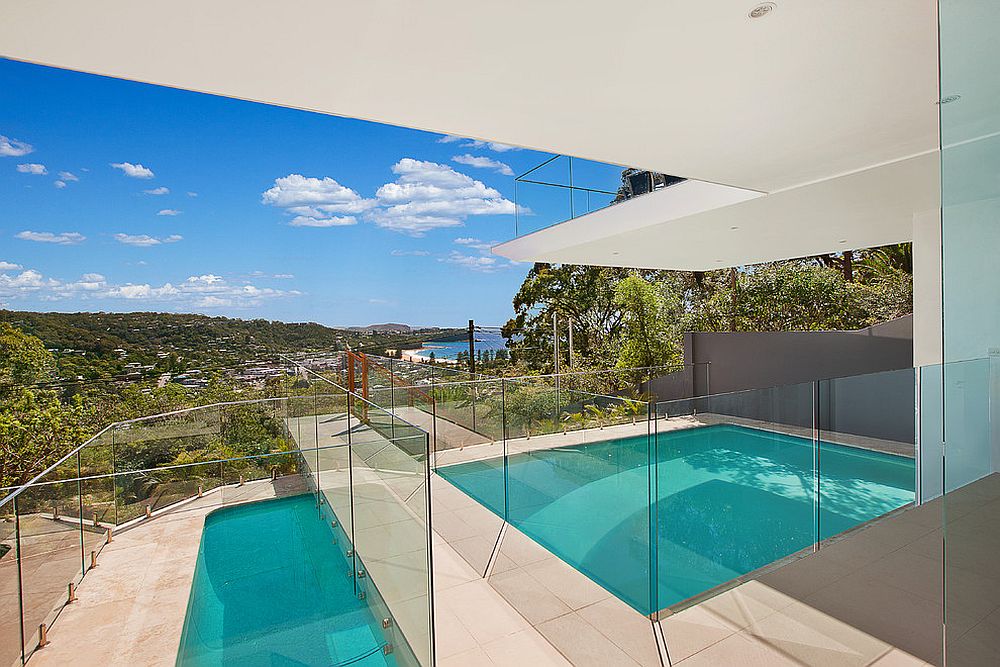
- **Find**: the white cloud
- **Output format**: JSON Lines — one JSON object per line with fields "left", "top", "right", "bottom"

{"left": 262, "top": 174, "right": 374, "bottom": 213}
{"left": 0, "top": 264, "right": 299, "bottom": 309}
{"left": 452, "top": 154, "right": 514, "bottom": 176}
{"left": 288, "top": 215, "right": 357, "bottom": 228}
{"left": 54, "top": 180, "right": 67, "bottom": 189}
{"left": 114, "top": 233, "right": 183, "bottom": 246}
{"left": 144, "top": 186, "right": 170, "bottom": 195}
{"left": 111, "top": 162, "right": 155, "bottom": 179}
{"left": 16, "top": 230, "right": 86, "bottom": 245}
{"left": 443, "top": 250, "right": 501, "bottom": 272}
{"left": 454, "top": 237, "right": 493, "bottom": 251}
{"left": 58, "top": 171, "right": 79, "bottom": 182}
{"left": 273, "top": 273, "right": 295, "bottom": 279}
{"left": 0, "top": 135, "right": 34, "bottom": 157}
{"left": 0, "top": 261, "right": 23, "bottom": 270}
{"left": 187, "top": 191, "right": 198, "bottom": 197}
{"left": 157, "top": 209, "right": 182, "bottom": 216}
{"left": 437, "top": 135, "right": 518, "bottom": 152}
{"left": 0, "top": 269, "right": 60, "bottom": 296}
{"left": 262, "top": 162, "right": 515, "bottom": 236}
{"left": 390, "top": 249, "right": 431, "bottom": 257}
{"left": 16, "top": 163, "right": 47, "bottom": 175}
{"left": 262, "top": 174, "right": 375, "bottom": 229}
{"left": 369, "top": 158, "right": 515, "bottom": 235}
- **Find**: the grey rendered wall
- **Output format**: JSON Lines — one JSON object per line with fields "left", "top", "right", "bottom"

{"left": 648, "top": 316, "right": 915, "bottom": 443}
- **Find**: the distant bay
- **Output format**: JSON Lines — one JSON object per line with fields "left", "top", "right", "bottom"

{"left": 414, "top": 331, "right": 506, "bottom": 359}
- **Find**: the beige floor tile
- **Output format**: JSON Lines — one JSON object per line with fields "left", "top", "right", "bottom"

{"left": 696, "top": 580, "right": 797, "bottom": 631}
{"left": 435, "top": 607, "right": 482, "bottom": 658}
{"left": 438, "top": 645, "right": 496, "bottom": 667}
{"left": 741, "top": 600, "right": 892, "bottom": 666}
{"left": 576, "top": 598, "right": 661, "bottom": 666}
{"left": 659, "top": 603, "right": 742, "bottom": 663}
{"left": 523, "top": 557, "right": 612, "bottom": 611}
{"left": 439, "top": 579, "right": 531, "bottom": 645}
{"left": 488, "top": 569, "right": 574, "bottom": 625}
{"left": 536, "top": 612, "right": 642, "bottom": 667}
{"left": 673, "top": 630, "right": 801, "bottom": 666}
{"left": 483, "top": 628, "right": 572, "bottom": 666}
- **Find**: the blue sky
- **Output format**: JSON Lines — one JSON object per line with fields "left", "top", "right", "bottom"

{"left": 0, "top": 57, "right": 601, "bottom": 327}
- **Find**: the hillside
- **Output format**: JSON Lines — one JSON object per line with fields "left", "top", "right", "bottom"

{"left": 0, "top": 310, "right": 460, "bottom": 382}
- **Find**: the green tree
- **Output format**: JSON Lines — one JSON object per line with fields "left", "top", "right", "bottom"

{"left": 614, "top": 274, "right": 682, "bottom": 369}
{"left": 0, "top": 322, "right": 55, "bottom": 394}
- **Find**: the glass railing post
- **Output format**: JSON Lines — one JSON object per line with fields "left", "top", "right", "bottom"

{"left": 14, "top": 494, "right": 25, "bottom": 665}
{"left": 111, "top": 426, "right": 119, "bottom": 526}
{"left": 647, "top": 399, "right": 658, "bottom": 618}
{"left": 77, "top": 450, "right": 85, "bottom": 576}
{"left": 423, "top": 429, "right": 436, "bottom": 667}
{"left": 813, "top": 379, "right": 821, "bottom": 552}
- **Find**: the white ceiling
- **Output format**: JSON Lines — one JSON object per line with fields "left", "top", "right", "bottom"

{"left": 1, "top": 0, "right": 938, "bottom": 195}
{"left": 1, "top": 0, "right": 941, "bottom": 270}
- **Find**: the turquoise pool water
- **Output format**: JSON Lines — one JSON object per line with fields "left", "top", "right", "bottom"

{"left": 438, "top": 424, "right": 915, "bottom": 614}
{"left": 176, "top": 495, "right": 394, "bottom": 667}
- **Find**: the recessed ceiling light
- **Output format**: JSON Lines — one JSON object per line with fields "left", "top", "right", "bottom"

{"left": 749, "top": 3, "right": 775, "bottom": 18}
{"left": 938, "top": 94, "right": 961, "bottom": 105}
{"left": 838, "top": 239, "right": 848, "bottom": 244}
{"left": 730, "top": 226, "right": 740, "bottom": 231}
{"left": 715, "top": 259, "right": 723, "bottom": 263}
{"left": 612, "top": 251, "right": 620, "bottom": 256}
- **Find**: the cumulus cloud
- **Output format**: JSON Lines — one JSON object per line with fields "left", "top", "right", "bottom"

{"left": 0, "top": 269, "right": 60, "bottom": 296}
{"left": 262, "top": 174, "right": 374, "bottom": 212}
{"left": 390, "top": 249, "right": 431, "bottom": 257}
{"left": 443, "top": 250, "right": 501, "bottom": 272}
{"left": 58, "top": 171, "right": 79, "bottom": 182}
{"left": 111, "top": 162, "right": 155, "bottom": 179}
{"left": 262, "top": 174, "right": 375, "bottom": 228}
{"left": 288, "top": 215, "right": 357, "bottom": 228}
{"left": 437, "top": 135, "right": 518, "bottom": 152}
{"left": 114, "top": 233, "right": 183, "bottom": 246}
{"left": 0, "top": 135, "right": 34, "bottom": 157}
{"left": 444, "top": 237, "right": 516, "bottom": 272}
{"left": 454, "top": 237, "right": 494, "bottom": 251}
{"left": 54, "top": 180, "right": 67, "bottom": 189}
{"left": 0, "top": 261, "right": 23, "bottom": 270}
{"left": 0, "top": 265, "right": 300, "bottom": 309}
{"left": 187, "top": 191, "right": 198, "bottom": 197}
{"left": 262, "top": 161, "right": 515, "bottom": 235}
{"left": 16, "top": 231, "right": 86, "bottom": 245}
{"left": 157, "top": 209, "right": 182, "bottom": 216}
{"left": 369, "top": 158, "right": 515, "bottom": 235}
{"left": 144, "top": 186, "right": 170, "bottom": 195}
{"left": 452, "top": 154, "right": 514, "bottom": 176}
{"left": 16, "top": 163, "right": 47, "bottom": 175}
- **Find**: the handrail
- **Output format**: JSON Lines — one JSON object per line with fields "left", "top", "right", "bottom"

{"left": 347, "top": 351, "right": 435, "bottom": 405}
{"left": 0, "top": 381, "right": 429, "bottom": 512}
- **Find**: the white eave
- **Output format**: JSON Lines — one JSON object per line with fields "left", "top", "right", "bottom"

{"left": 495, "top": 151, "right": 940, "bottom": 270}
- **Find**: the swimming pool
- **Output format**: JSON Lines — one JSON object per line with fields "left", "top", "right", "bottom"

{"left": 437, "top": 423, "right": 915, "bottom": 615}
{"left": 177, "top": 495, "right": 395, "bottom": 667}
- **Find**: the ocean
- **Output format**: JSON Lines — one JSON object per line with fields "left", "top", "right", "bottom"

{"left": 416, "top": 331, "right": 506, "bottom": 359}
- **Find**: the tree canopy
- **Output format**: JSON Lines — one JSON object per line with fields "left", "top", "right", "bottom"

{"left": 502, "top": 246, "right": 913, "bottom": 374}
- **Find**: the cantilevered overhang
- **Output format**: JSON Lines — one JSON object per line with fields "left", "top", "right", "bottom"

{"left": 494, "top": 152, "right": 939, "bottom": 270}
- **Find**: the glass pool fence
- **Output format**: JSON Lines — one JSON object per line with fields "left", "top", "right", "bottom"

{"left": 0, "top": 387, "right": 434, "bottom": 667}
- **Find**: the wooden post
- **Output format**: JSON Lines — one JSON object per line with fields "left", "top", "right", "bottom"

{"left": 347, "top": 353, "right": 356, "bottom": 394}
